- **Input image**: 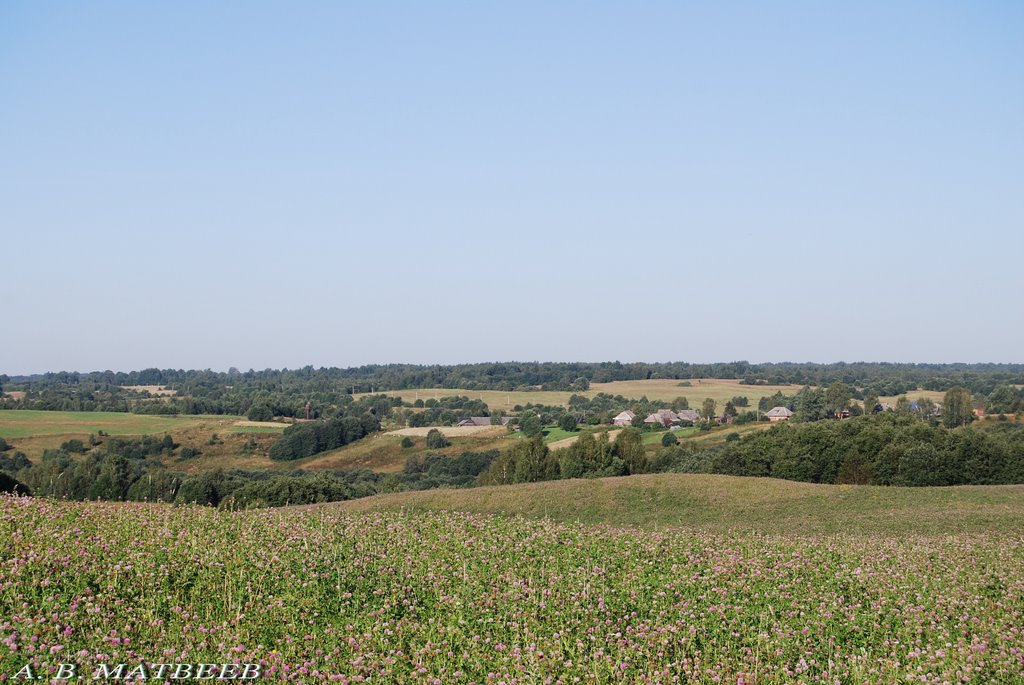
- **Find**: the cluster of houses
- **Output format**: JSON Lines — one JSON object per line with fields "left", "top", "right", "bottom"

{"left": 458, "top": 399, "right": 962, "bottom": 432}
{"left": 611, "top": 406, "right": 795, "bottom": 427}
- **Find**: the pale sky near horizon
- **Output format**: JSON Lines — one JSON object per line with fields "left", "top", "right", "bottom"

{"left": 2, "top": 1, "right": 1022, "bottom": 375}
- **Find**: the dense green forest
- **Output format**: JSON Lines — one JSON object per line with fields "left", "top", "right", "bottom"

{"left": 3, "top": 361, "right": 1024, "bottom": 416}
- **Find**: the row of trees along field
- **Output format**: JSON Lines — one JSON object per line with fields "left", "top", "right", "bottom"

{"left": 749, "top": 383, "right": 1024, "bottom": 423}
{"left": 3, "top": 362, "right": 1024, "bottom": 415}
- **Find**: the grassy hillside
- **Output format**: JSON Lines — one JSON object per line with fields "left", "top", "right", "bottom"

{"left": 293, "top": 431, "right": 516, "bottom": 473}
{"left": 329, "top": 473, "right": 1024, "bottom": 536}
{"left": 0, "top": 409, "right": 242, "bottom": 438}
{"left": 0, "top": 410, "right": 290, "bottom": 470}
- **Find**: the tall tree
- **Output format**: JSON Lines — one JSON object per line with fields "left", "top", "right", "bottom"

{"left": 512, "top": 435, "right": 556, "bottom": 483}
{"left": 943, "top": 387, "right": 974, "bottom": 428}
{"left": 701, "top": 398, "right": 717, "bottom": 422}
{"left": 613, "top": 428, "right": 646, "bottom": 474}
{"left": 862, "top": 390, "right": 880, "bottom": 414}
{"left": 825, "top": 382, "right": 851, "bottom": 418}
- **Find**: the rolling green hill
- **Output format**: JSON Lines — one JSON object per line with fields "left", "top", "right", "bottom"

{"left": 327, "top": 473, "right": 1024, "bottom": 536}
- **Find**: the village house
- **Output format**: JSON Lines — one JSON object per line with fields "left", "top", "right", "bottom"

{"left": 675, "top": 409, "right": 701, "bottom": 424}
{"left": 764, "top": 406, "right": 793, "bottom": 422}
{"left": 611, "top": 410, "right": 635, "bottom": 426}
{"left": 644, "top": 409, "right": 681, "bottom": 427}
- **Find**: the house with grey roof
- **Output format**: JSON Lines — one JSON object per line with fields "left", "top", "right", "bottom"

{"left": 675, "top": 409, "right": 701, "bottom": 423}
{"left": 764, "top": 406, "right": 793, "bottom": 422}
{"left": 644, "top": 409, "right": 681, "bottom": 427}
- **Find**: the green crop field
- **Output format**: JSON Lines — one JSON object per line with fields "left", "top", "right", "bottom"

{"left": 0, "top": 410, "right": 242, "bottom": 439}
{"left": 2, "top": 476, "right": 1022, "bottom": 683}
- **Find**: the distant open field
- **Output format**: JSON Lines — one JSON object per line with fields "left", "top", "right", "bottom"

{"left": 588, "top": 378, "right": 804, "bottom": 406}
{"left": 386, "top": 425, "right": 505, "bottom": 438}
{"left": 331, "top": 473, "right": 1024, "bottom": 536}
{"left": 357, "top": 378, "right": 807, "bottom": 410}
{"left": 0, "top": 410, "right": 241, "bottom": 439}
{"left": 120, "top": 384, "right": 177, "bottom": 396}
{"left": 877, "top": 390, "right": 947, "bottom": 406}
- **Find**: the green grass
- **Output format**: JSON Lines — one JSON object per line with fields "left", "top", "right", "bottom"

{"left": 0, "top": 410, "right": 242, "bottom": 439}
{"left": 640, "top": 427, "right": 699, "bottom": 445}
{"left": 331, "top": 473, "right": 1024, "bottom": 536}
{"left": 541, "top": 426, "right": 577, "bottom": 442}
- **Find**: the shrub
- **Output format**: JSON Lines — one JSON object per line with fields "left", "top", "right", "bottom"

{"left": 425, "top": 429, "right": 450, "bottom": 449}
{"left": 559, "top": 415, "right": 579, "bottom": 432}
{"left": 247, "top": 404, "right": 274, "bottom": 422}
{"left": 661, "top": 432, "right": 679, "bottom": 447}
{"left": 401, "top": 436, "right": 415, "bottom": 448}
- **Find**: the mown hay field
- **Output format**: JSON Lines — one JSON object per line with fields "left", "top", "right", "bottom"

{"left": 0, "top": 410, "right": 241, "bottom": 439}
{"left": 2, "top": 479, "right": 1022, "bottom": 683}
{"left": 356, "top": 379, "right": 806, "bottom": 411}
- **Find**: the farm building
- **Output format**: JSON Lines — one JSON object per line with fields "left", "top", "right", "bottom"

{"left": 764, "top": 406, "right": 793, "bottom": 422}
{"left": 611, "top": 410, "right": 635, "bottom": 426}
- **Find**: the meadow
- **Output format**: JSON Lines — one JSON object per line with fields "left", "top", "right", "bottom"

{"left": 0, "top": 410, "right": 288, "bottom": 474}
{"left": 293, "top": 431, "right": 515, "bottom": 474}
{"left": 0, "top": 410, "right": 240, "bottom": 439}
{"left": 1, "top": 481, "right": 1022, "bottom": 683}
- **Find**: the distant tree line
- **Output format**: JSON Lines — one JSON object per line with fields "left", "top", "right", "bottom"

{"left": 4, "top": 363, "right": 1024, "bottom": 416}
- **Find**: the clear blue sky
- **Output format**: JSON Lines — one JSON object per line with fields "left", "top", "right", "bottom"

{"left": 2, "top": 1, "right": 1022, "bottom": 374}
